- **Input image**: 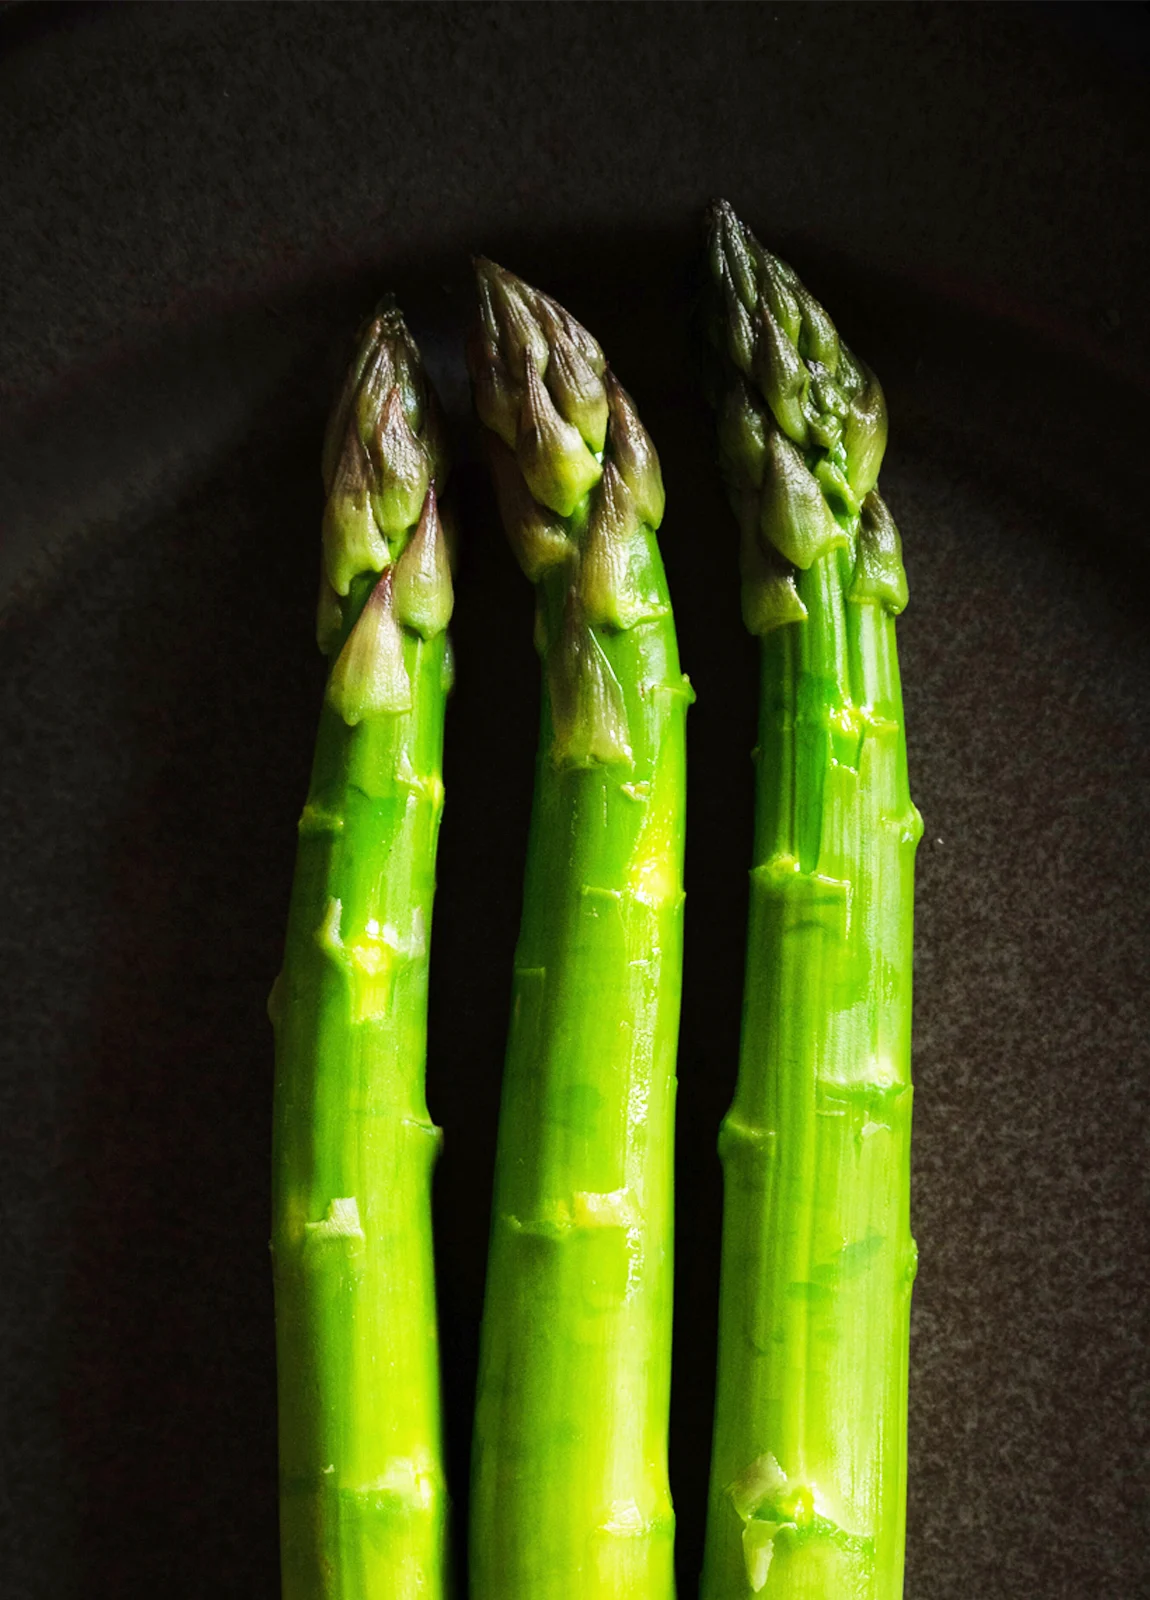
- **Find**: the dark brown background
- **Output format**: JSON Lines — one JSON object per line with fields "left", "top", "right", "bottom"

{"left": 1, "top": 4, "right": 1147, "bottom": 1597}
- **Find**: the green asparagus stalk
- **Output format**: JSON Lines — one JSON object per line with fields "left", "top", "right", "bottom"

{"left": 700, "top": 203, "right": 921, "bottom": 1600}
{"left": 269, "top": 303, "right": 454, "bottom": 1600}
{"left": 468, "top": 261, "right": 691, "bottom": 1600}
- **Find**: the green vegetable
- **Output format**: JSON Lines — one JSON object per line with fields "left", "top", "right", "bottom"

{"left": 467, "top": 260, "right": 691, "bottom": 1600}
{"left": 269, "top": 303, "right": 454, "bottom": 1600}
{"left": 701, "top": 202, "right": 921, "bottom": 1600}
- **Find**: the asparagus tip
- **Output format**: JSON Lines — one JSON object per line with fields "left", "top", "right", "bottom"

{"left": 703, "top": 201, "right": 899, "bottom": 622}
{"left": 469, "top": 261, "right": 607, "bottom": 519}
{"left": 319, "top": 299, "right": 453, "bottom": 665}
{"left": 706, "top": 195, "right": 740, "bottom": 232}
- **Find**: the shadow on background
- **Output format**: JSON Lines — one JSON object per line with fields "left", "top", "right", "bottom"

{"left": 1, "top": 216, "right": 1147, "bottom": 1597}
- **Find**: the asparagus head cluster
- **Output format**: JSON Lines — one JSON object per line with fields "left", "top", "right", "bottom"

{"left": 705, "top": 199, "right": 902, "bottom": 637}
{"left": 467, "top": 261, "right": 691, "bottom": 1600}
{"left": 271, "top": 305, "right": 453, "bottom": 1600}
{"left": 701, "top": 201, "right": 920, "bottom": 1600}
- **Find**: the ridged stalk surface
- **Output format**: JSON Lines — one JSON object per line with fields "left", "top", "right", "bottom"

{"left": 468, "top": 262, "right": 691, "bottom": 1600}
{"left": 701, "top": 204, "right": 921, "bottom": 1600}
{"left": 270, "top": 305, "right": 455, "bottom": 1600}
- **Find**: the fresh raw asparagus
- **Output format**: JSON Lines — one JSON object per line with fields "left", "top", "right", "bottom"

{"left": 270, "top": 303, "right": 453, "bottom": 1600}
{"left": 700, "top": 203, "right": 921, "bottom": 1600}
{"left": 468, "top": 261, "right": 691, "bottom": 1600}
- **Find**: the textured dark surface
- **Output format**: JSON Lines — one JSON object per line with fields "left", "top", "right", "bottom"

{"left": 1, "top": 4, "right": 1148, "bottom": 1598}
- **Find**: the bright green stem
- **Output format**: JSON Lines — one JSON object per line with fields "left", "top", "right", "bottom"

{"left": 470, "top": 545, "right": 690, "bottom": 1600}
{"left": 702, "top": 547, "right": 921, "bottom": 1600}
{"left": 271, "top": 617, "right": 450, "bottom": 1600}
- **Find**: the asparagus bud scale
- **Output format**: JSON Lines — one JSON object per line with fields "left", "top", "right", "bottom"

{"left": 701, "top": 203, "right": 921, "bottom": 1600}
{"left": 270, "top": 305, "right": 453, "bottom": 1600}
{"left": 468, "top": 262, "right": 691, "bottom": 1600}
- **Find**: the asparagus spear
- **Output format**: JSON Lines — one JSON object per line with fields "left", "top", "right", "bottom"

{"left": 467, "top": 261, "right": 691, "bottom": 1600}
{"left": 269, "top": 303, "right": 454, "bottom": 1600}
{"left": 700, "top": 203, "right": 921, "bottom": 1600}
